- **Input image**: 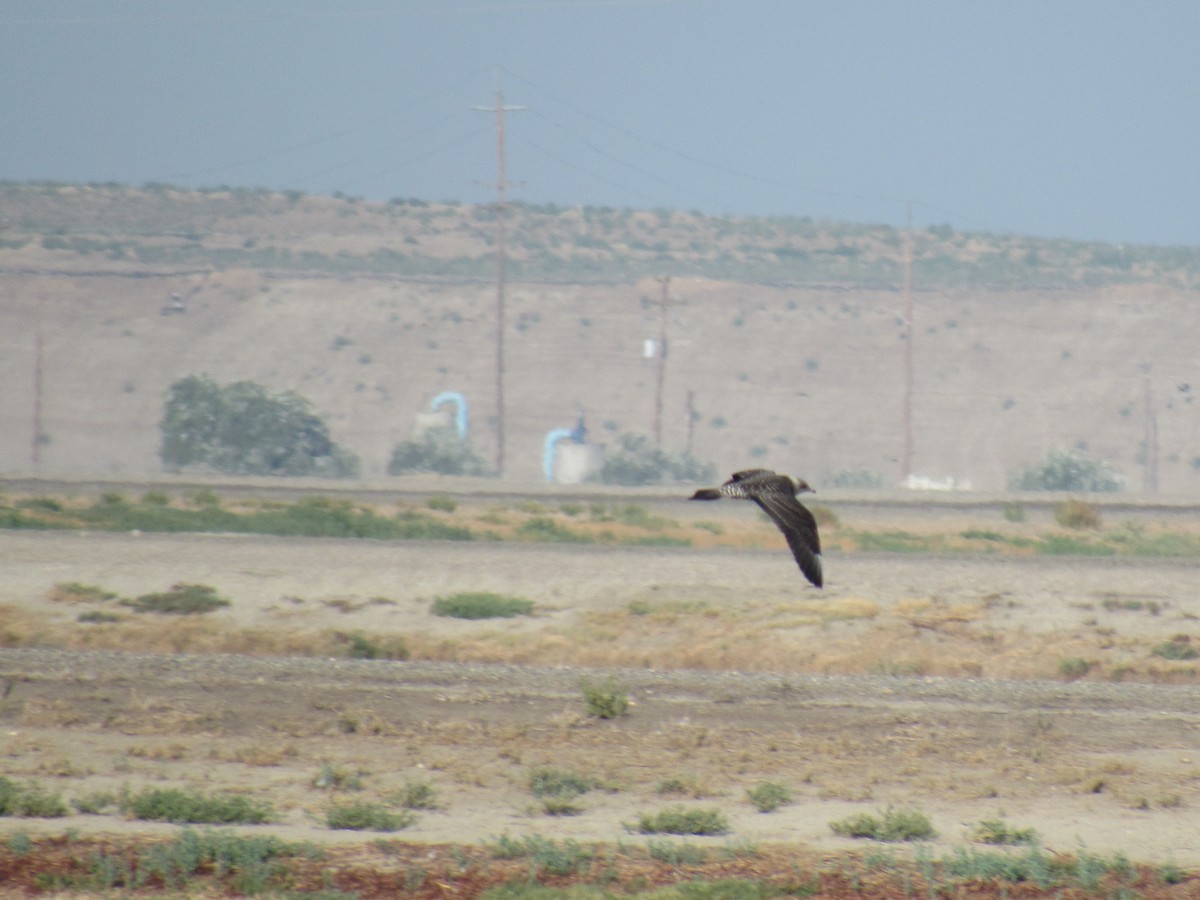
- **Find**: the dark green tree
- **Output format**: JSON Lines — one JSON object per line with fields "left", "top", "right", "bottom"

{"left": 160, "top": 374, "right": 358, "bottom": 477}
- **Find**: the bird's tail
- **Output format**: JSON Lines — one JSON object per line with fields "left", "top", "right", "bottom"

{"left": 689, "top": 488, "right": 722, "bottom": 500}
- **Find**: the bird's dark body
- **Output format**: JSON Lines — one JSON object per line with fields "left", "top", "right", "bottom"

{"left": 689, "top": 468, "right": 823, "bottom": 588}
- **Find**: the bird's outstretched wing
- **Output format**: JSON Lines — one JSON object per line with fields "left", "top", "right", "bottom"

{"left": 690, "top": 469, "right": 823, "bottom": 588}
{"left": 750, "top": 483, "right": 823, "bottom": 588}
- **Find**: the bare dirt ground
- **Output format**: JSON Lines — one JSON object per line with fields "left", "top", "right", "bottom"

{"left": 1, "top": 519, "right": 1200, "bottom": 896}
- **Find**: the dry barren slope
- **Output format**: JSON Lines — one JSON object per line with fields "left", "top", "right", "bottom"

{"left": 2, "top": 269, "right": 1197, "bottom": 493}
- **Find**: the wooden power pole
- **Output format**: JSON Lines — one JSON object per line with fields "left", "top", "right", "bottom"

{"left": 474, "top": 70, "right": 523, "bottom": 476}
{"left": 900, "top": 200, "right": 914, "bottom": 484}
{"left": 653, "top": 275, "right": 671, "bottom": 448}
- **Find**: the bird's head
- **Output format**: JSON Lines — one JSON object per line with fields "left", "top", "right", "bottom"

{"left": 791, "top": 477, "right": 815, "bottom": 495}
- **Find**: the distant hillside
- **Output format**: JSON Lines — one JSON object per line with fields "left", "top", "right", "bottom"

{"left": 4, "top": 181, "right": 1200, "bottom": 290}
{"left": 1, "top": 181, "right": 1198, "bottom": 494}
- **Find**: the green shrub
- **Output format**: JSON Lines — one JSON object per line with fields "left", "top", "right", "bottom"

{"left": 125, "top": 788, "right": 273, "bottom": 824}
{"left": 581, "top": 676, "right": 630, "bottom": 719}
{"left": 122, "top": 583, "right": 230, "bottom": 615}
{"left": 1058, "top": 657, "right": 1092, "bottom": 679}
{"left": 77, "top": 610, "right": 122, "bottom": 624}
{"left": 645, "top": 839, "right": 707, "bottom": 865}
{"left": 426, "top": 493, "right": 457, "bottom": 512}
{"left": 431, "top": 592, "right": 534, "bottom": 619}
{"left": 597, "top": 433, "right": 715, "bottom": 486}
{"left": 393, "top": 777, "right": 438, "bottom": 810}
{"left": 51, "top": 581, "right": 118, "bottom": 603}
{"left": 133, "top": 828, "right": 303, "bottom": 894}
{"left": 0, "top": 778, "right": 68, "bottom": 817}
{"left": 487, "top": 834, "right": 593, "bottom": 876}
{"left": 1008, "top": 448, "right": 1121, "bottom": 492}
{"left": 530, "top": 767, "right": 594, "bottom": 799}
{"left": 1151, "top": 637, "right": 1199, "bottom": 660}
{"left": 326, "top": 801, "right": 415, "bottom": 831}
{"left": 340, "top": 631, "right": 409, "bottom": 660}
{"left": 746, "top": 781, "right": 791, "bottom": 813}
{"left": 633, "top": 806, "right": 729, "bottom": 836}
{"left": 971, "top": 818, "right": 1039, "bottom": 846}
{"left": 388, "top": 428, "right": 489, "bottom": 476}
{"left": 829, "top": 806, "right": 935, "bottom": 842}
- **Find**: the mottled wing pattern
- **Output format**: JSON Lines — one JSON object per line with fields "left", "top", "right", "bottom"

{"left": 717, "top": 469, "right": 777, "bottom": 497}
{"left": 749, "top": 485, "right": 823, "bottom": 588}
{"left": 691, "top": 468, "right": 823, "bottom": 587}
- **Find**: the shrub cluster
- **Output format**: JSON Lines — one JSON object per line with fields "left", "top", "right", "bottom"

{"left": 597, "top": 433, "right": 715, "bottom": 486}
{"left": 160, "top": 375, "right": 358, "bottom": 478}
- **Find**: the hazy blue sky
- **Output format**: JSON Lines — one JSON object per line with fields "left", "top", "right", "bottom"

{"left": 3, "top": 1, "right": 1198, "bottom": 245}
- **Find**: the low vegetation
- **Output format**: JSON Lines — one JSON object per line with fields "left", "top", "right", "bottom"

{"left": 829, "top": 805, "right": 936, "bottom": 842}
{"left": 746, "top": 781, "right": 792, "bottom": 813}
{"left": 325, "top": 801, "right": 416, "bottom": 832}
{"left": 580, "top": 677, "right": 630, "bottom": 719}
{"left": 431, "top": 591, "right": 535, "bottom": 619}
{"left": 11, "top": 181, "right": 1200, "bottom": 290}
{"left": 124, "top": 787, "right": 274, "bottom": 825}
{"left": 121, "top": 583, "right": 230, "bottom": 615}
{"left": 632, "top": 806, "right": 730, "bottom": 836}
{"left": 7, "top": 490, "right": 1200, "bottom": 566}
{"left": 3, "top": 828, "right": 1190, "bottom": 897}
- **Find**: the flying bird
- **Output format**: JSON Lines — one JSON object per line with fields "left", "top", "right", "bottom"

{"left": 690, "top": 469, "right": 822, "bottom": 587}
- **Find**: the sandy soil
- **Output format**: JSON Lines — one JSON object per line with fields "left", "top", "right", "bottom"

{"left": 1, "top": 525, "right": 1199, "bottom": 883}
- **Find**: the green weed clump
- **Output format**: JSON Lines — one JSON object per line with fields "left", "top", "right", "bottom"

{"left": 530, "top": 767, "right": 594, "bottom": 816}
{"left": 487, "top": 834, "right": 593, "bottom": 877}
{"left": 830, "top": 806, "right": 935, "bottom": 842}
{"left": 125, "top": 787, "right": 273, "bottom": 824}
{"left": 746, "top": 781, "right": 791, "bottom": 813}
{"left": 1058, "top": 657, "right": 1092, "bottom": 680}
{"left": 49, "top": 581, "right": 119, "bottom": 603}
{"left": 122, "top": 583, "right": 230, "bottom": 615}
{"left": 431, "top": 591, "right": 535, "bottom": 619}
{"left": 326, "top": 801, "right": 415, "bottom": 832}
{"left": 633, "top": 806, "right": 730, "bottom": 836}
{"left": 581, "top": 677, "right": 630, "bottom": 719}
{"left": 393, "top": 777, "right": 438, "bottom": 810}
{"left": 645, "top": 838, "right": 707, "bottom": 865}
{"left": 0, "top": 778, "right": 68, "bottom": 817}
{"left": 49, "top": 828, "right": 314, "bottom": 894}
{"left": 971, "top": 818, "right": 1039, "bottom": 846}
{"left": 339, "top": 631, "right": 409, "bottom": 660}
{"left": 1151, "top": 637, "right": 1199, "bottom": 660}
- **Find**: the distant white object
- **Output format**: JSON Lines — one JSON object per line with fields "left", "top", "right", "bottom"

{"left": 412, "top": 409, "right": 453, "bottom": 438}
{"left": 904, "top": 474, "right": 972, "bottom": 491}
{"left": 643, "top": 338, "right": 657, "bottom": 359}
{"left": 553, "top": 443, "right": 605, "bottom": 484}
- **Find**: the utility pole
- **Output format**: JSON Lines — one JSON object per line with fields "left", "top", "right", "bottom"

{"left": 473, "top": 69, "right": 524, "bottom": 477}
{"left": 900, "top": 200, "right": 914, "bottom": 485}
{"left": 653, "top": 275, "right": 672, "bottom": 448}
{"left": 31, "top": 295, "right": 44, "bottom": 468}
{"left": 1143, "top": 375, "right": 1158, "bottom": 492}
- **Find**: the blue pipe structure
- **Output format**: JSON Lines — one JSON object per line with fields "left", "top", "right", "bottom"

{"left": 542, "top": 428, "right": 575, "bottom": 483}
{"left": 430, "top": 391, "right": 467, "bottom": 440}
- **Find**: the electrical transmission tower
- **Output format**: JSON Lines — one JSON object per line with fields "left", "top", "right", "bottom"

{"left": 473, "top": 70, "right": 524, "bottom": 477}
